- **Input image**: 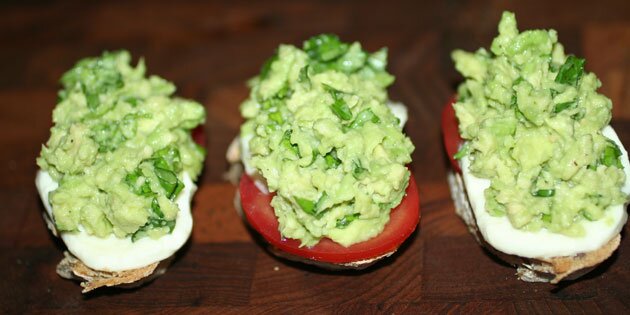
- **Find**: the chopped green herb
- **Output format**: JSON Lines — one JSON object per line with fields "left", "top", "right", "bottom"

{"left": 533, "top": 189, "right": 555, "bottom": 197}
{"left": 303, "top": 34, "right": 349, "bottom": 62}
{"left": 260, "top": 53, "right": 278, "bottom": 80}
{"left": 151, "top": 197, "right": 164, "bottom": 218}
{"left": 348, "top": 109, "right": 380, "bottom": 129}
{"left": 541, "top": 213, "right": 551, "bottom": 223}
{"left": 331, "top": 98, "right": 352, "bottom": 121}
{"left": 554, "top": 55, "right": 585, "bottom": 86}
{"left": 453, "top": 143, "right": 469, "bottom": 160}
{"left": 298, "top": 65, "right": 311, "bottom": 88}
{"left": 280, "top": 130, "right": 300, "bottom": 156}
{"left": 295, "top": 196, "right": 316, "bottom": 215}
{"left": 352, "top": 160, "right": 366, "bottom": 179}
{"left": 154, "top": 167, "right": 184, "bottom": 199}
{"left": 61, "top": 51, "right": 125, "bottom": 110}
{"left": 131, "top": 217, "right": 176, "bottom": 242}
{"left": 336, "top": 213, "right": 360, "bottom": 228}
{"left": 269, "top": 111, "right": 283, "bottom": 124}
{"left": 601, "top": 141, "right": 623, "bottom": 168}
{"left": 582, "top": 210, "right": 594, "bottom": 221}
{"left": 553, "top": 100, "right": 577, "bottom": 113}
{"left": 324, "top": 149, "right": 341, "bottom": 169}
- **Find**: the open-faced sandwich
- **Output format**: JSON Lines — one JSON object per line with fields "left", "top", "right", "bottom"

{"left": 36, "top": 51, "right": 206, "bottom": 292}
{"left": 227, "top": 34, "right": 419, "bottom": 269}
{"left": 443, "top": 11, "right": 630, "bottom": 283}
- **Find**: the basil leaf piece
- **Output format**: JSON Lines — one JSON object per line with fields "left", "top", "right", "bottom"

{"left": 131, "top": 217, "right": 176, "bottom": 242}
{"left": 453, "top": 143, "right": 470, "bottom": 160}
{"left": 259, "top": 53, "right": 278, "bottom": 80}
{"left": 336, "top": 213, "right": 360, "bottom": 228}
{"left": 348, "top": 109, "right": 380, "bottom": 129}
{"left": 324, "top": 149, "right": 341, "bottom": 169}
{"left": 303, "top": 34, "right": 349, "bottom": 62}
{"left": 554, "top": 55, "right": 585, "bottom": 86}
{"left": 331, "top": 98, "right": 352, "bottom": 121}
{"left": 533, "top": 189, "right": 555, "bottom": 197}
{"left": 601, "top": 141, "right": 623, "bottom": 168}
{"left": 280, "top": 130, "right": 300, "bottom": 156}
{"left": 154, "top": 167, "right": 184, "bottom": 199}
{"left": 352, "top": 160, "right": 366, "bottom": 179}
{"left": 553, "top": 100, "right": 577, "bottom": 113}
{"left": 295, "top": 197, "right": 316, "bottom": 215}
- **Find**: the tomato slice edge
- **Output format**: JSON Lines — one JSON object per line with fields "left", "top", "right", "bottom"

{"left": 192, "top": 125, "right": 206, "bottom": 146}
{"left": 441, "top": 97, "right": 463, "bottom": 173}
{"left": 239, "top": 173, "right": 420, "bottom": 264}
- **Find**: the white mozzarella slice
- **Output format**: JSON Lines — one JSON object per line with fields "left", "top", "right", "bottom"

{"left": 36, "top": 170, "right": 195, "bottom": 272}
{"left": 387, "top": 101, "right": 408, "bottom": 128}
{"left": 461, "top": 125, "right": 630, "bottom": 258}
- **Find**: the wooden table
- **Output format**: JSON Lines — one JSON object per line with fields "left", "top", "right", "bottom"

{"left": 1, "top": 1, "right": 629, "bottom": 313}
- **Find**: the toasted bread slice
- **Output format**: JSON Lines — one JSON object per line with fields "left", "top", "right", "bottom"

{"left": 56, "top": 252, "right": 171, "bottom": 293}
{"left": 447, "top": 171, "right": 621, "bottom": 283}
{"left": 43, "top": 210, "right": 173, "bottom": 293}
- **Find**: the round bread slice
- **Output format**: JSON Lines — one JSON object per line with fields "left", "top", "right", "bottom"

{"left": 37, "top": 171, "right": 196, "bottom": 293}
{"left": 447, "top": 170, "right": 622, "bottom": 283}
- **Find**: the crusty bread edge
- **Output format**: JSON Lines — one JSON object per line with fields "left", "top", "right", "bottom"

{"left": 447, "top": 170, "right": 621, "bottom": 283}
{"left": 42, "top": 210, "right": 173, "bottom": 293}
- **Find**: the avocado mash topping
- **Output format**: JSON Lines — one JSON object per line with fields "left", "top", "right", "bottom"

{"left": 452, "top": 12, "right": 627, "bottom": 236}
{"left": 37, "top": 51, "right": 205, "bottom": 240}
{"left": 240, "top": 34, "right": 414, "bottom": 247}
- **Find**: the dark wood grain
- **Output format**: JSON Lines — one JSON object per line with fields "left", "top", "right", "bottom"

{"left": 1, "top": 0, "right": 629, "bottom": 313}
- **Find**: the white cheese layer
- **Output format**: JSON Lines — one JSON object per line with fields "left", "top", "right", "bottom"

{"left": 461, "top": 126, "right": 630, "bottom": 258}
{"left": 36, "top": 170, "right": 195, "bottom": 272}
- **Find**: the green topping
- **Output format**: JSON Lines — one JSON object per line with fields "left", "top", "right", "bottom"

{"left": 553, "top": 100, "right": 577, "bottom": 113}
{"left": 349, "top": 109, "right": 380, "bottom": 129}
{"left": 451, "top": 12, "right": 627, "bottom": 236}
{"left": 601, "top": 142, "right": 623, "bottom": 168}
{"left": 330, "top": 98, "right": 353, "bottom": 121}
{"left": 336, "top": 213, "right": 360, "bottom": 228}
{"left": 533, "top": 189, "right": 555, "bottom": 197}
{"left": 324, "top": 84, "right": 353, "bottom": 121}
{"left": 131, "top": 217, "right": 176, "bottom": 242}
{"left": 554, "top": 55, "right": 585, "bottom": 86}
{"left": 280, "top": 130, "right": 300, "bottom": 156}
{"left": 298, "top": 65, "right": 311, "bottom": 88}
{"left": 324, "top": 149, "right": 342, "bottom": 169}
{"left": 260, "top": 54, "right": 279, "bottom": 80}
{"left": 240, "top": 34, "right": 413, "bottom": 247}
{"left": 453, "top": 143, "right": 470, "bottom": 160}
{"left": 304, "top": 34, "right": 349, "bottom": 62}
{"left": 59, "top": 51, "right": 124, "bottom": 110}
{"left": 38, "top": 51, "right": 205, "bottom": 240}
{"left": 295, "top": 196, "right": 316, "bottom": 215}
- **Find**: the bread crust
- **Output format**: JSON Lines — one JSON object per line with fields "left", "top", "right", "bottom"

{"left": 447, "top": 170, "right": 621, "bottom": 283}
{"left": 56, "top": 252, "right": 171, "bottom": 293}
{"left": 43, "top": 210, "right": 172, "bottom": 293}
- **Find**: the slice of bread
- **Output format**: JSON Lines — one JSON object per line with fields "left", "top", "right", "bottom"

{"left": 42, "top": 209, "right": 172, "bottom": 293}
{"left": 447, "top": 171, "right": 621, "bottom": 283}
{"left": 56, "top": 252, "right": 170, "bottom": 293}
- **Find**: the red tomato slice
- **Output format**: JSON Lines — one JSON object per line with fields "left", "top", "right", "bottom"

{"left": 239, "top": 173, "right": 420, "bottom": 264}
{"left": 441, "top": 97, "right": 464, "bottom": 173}
{"left": 191, "top": 125, "right": 206, "bottom": 146}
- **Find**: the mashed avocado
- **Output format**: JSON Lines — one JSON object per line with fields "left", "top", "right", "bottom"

{"left": 452, "top": 12, "right": 627, "bottom": 236}
{"left": 37, "top": 51, "right": 205, "bottom": 240}
{"left": 240, "top": 34, "right": 414, "bottom": 247}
